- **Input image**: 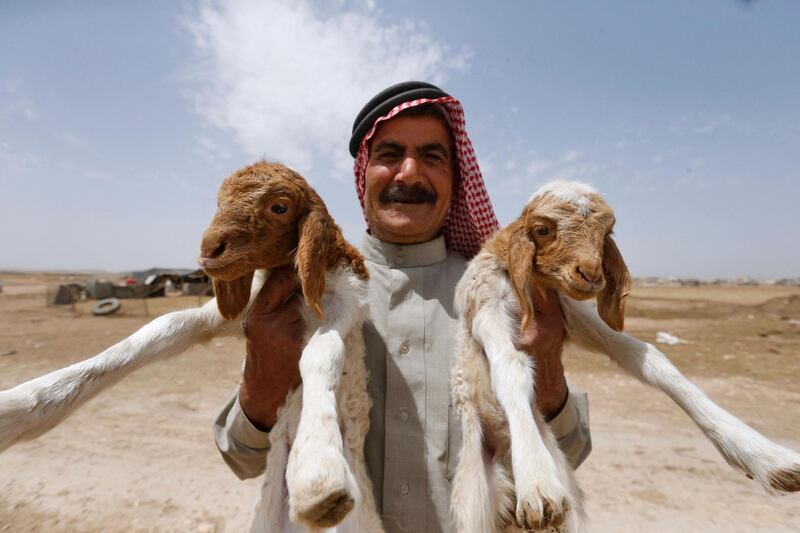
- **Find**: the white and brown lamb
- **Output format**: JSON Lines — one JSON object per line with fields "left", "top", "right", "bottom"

{"left": 450, "top": 181, "right": 800, "bottom": 533}
{"left": 0, "top": 161, "right": 385, "bottom": 533}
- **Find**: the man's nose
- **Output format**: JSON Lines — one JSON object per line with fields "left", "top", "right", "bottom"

{"left": 395, "top": 156, "right": 423, "bottom": 185}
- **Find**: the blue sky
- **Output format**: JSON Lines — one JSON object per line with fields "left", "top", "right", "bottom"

{"left": 1, "top": 0, "right": 798, "bottom": 278}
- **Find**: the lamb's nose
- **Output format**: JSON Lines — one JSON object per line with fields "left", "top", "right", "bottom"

{"left": 200, "top": 238, "right": 227, "bottom": 259}
{"left": 576, "top": 264, "right": 602, "bottom": 284}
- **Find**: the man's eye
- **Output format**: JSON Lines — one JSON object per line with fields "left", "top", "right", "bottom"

{"left": 271, "top": 203, "right": 288, "bottom": 214}
{"left": 535, "top": 226, "right": 550, "bottom": 236}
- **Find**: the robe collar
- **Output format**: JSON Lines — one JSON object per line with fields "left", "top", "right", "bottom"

{"left": 360, "top": 232, "right": 447, "bottom": 268}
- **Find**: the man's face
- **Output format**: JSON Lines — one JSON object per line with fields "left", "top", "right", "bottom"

{"left": 364, "top": 115, "right": 454, "bottom": 244}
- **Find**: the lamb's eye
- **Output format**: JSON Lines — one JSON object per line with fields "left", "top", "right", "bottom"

{"left": 535, "top": 226, "right": 550, "bottom": 236}
{"left": 271, "top": 203, "right": 288, "bottom": 215}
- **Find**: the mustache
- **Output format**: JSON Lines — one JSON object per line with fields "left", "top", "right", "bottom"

{"left": 379, "top": 183, "right": 437, "bottom": 205}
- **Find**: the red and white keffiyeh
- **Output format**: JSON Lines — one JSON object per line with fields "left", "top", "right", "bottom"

{"left": 353, "top": 96, "right": 499, "bottom": 259}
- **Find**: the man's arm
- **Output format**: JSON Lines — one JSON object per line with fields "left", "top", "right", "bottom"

{"left": 213, "top": 266, "right": 304, "bottom": 479}
{"left": 518, "top": 288, "right": 592, "bottom": 469}
{"left": 213, "top": 388, "right": 272, "bottom": 479}
{"left": 548, "top": 390, "right": 592, "bottom": 469}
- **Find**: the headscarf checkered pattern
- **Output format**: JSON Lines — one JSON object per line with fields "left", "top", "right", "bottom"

{"left": 353, "top": 96, "right": 499, "bottom": 259}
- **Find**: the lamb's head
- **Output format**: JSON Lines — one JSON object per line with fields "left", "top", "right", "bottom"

{"left": 199, "top": 160, "right": 365, "bottom": 320}
{"left": 493, "top": 180, "right": 632, "bottom": 332}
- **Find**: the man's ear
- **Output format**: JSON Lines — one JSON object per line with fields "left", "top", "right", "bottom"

{"left": 213, "top": 271, "right": 255, "bottom": 320}
{"left": 295, "top": 193, "right": 337, "bottom": 320}
{"left": 597, "top": 236, "right": 632, "bottom": 331}
{"left": 506, "top": 222, "right": 537, "bottom": 333}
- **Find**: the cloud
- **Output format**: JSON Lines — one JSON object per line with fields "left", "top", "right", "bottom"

{"left": 0, "top": 97, "right": 38, "bottom": 122}
{"left": 193, "top": 134, "right": 233, "bottom": 163}
{"left": 183, "top": 0, "right": 469, "bottom": 179}
{"left": 488, "top": 149, "right": 601, "bottom": 197}
{"left": 560, "top": 149, "right": 583, "bottom": 163}
{"left": 669, "top": 112, "right": 731, "bottom": 136}
{"left": 56, "top": 132, "right": 92, "bottom": 152}
{"left": 80, "top": 168, "right": 122, "bottom": 185}
{"left": 525, "top": 157, "right": 550, "bottom": 176}
{"left": 524, "top": 149, "right": 586, "bottom": 180}
{"left": 0, "top": 141, "right": 42, "bottom": 173}
{"left": 0, "top": 80, "right": 39, "bottom": 122}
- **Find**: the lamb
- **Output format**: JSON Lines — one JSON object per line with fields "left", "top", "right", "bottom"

{"left": 450, "top": 181, "right": 800, "bottom": 532}
{"left": 0, "top": 161, "right": 385, "bottom": 533}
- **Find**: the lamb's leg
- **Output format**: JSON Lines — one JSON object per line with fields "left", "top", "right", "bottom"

{"left": 0, "top": 269, "right": 268, "bottom": 453}
{"left": 452, "top": 324, "right": 511, "bottom": 533}
{"left": 0, "top": 298, "right": 232, "bottom": 452}
{"left": 452, "top": 400, "right": 497, "bottom": 533}
{"left": 472, "top": 302, "right": 577, "bottom": 531}
{"left": 533, "top": 412, "right": 587, "bottom": 533}
{"left": 337, "top": 329, "right": 385, "bottom": 533}
{"left": 250, "top": 387, "right": 304, "bottom": 533}
{"left": 564, "top": 298, "right": 800, "bottom": 494}
{"left": 286, "top": 295, "right": 360, "bottom": 529}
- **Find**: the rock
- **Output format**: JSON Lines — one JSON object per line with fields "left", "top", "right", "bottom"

{"left": 1, "top": 350, "right": 17, "bottom": 357}
{"left": 656, "top": 331, "right": 689, "bottom": 345}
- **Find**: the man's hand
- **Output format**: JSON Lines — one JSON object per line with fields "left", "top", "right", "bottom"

{"left": 238, "top": 266, "right": 305, "bottom": 431}
{"left": 516, "top": 288, "right": 568, "bottom": 421}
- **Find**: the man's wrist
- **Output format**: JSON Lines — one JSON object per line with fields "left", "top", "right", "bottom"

{"left": 238, "top": 379, "right": 280, "bottom": 431}
{"left": 543, "top": 384, "right": 570, "bottom": 423}
{"left": 230, "top": 392, "right": 273, "bottom": 445}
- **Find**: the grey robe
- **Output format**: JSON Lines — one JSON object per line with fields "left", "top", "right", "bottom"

{"left": 214, "top": 233, "right": 591, "bottom": 533}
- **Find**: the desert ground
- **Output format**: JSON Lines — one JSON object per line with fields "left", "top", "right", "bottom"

{"left": 0, "top": 273, "right": 798, "bottom": 532}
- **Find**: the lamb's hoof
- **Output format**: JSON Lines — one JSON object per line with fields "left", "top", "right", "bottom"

{"left": 767, "top": 465, "right": 800, "bottom": 492}
{"left": 498, "top": 505, "right": 516, "bottom": 530}
{"left": 293, "top": 487, "right": 354, "bottom": 528}
{"left": 288, "top": 442, "right": 356, "bottom": 527}
{"left": 515, "top": 496, "right": 569, "bottom": 531}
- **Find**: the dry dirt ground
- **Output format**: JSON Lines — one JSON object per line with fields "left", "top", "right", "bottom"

{"left": 1, "top": 274, "right": 798, "bottom": 532}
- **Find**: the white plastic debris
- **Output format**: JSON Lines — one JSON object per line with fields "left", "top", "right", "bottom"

{"left": 656, "top": 331, "right": 689, "bottom": 345}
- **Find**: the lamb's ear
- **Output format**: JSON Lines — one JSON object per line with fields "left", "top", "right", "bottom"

{"left": 597, "top": 236, "right": 632, "bottom": 331}
{"left": 295, "top": 195, "right": 335, "bottom": 320}
{"left": 506, "top": 223, "right": 537, "bottom": 333}
{"left": 213, "top": 271, "right": 254, "bottom": 320}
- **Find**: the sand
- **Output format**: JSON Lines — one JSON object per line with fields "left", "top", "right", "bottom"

{"left": 0, "top": 275, "right": 798, "bottom": 532}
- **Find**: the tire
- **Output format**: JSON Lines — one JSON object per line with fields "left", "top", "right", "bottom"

{"left": 92, "top": 298, "right": 121, "bottom": 316}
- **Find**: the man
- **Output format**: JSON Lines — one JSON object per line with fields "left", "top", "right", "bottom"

{"left": 214, "top": 82, "right": 591, "bottom": 532}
